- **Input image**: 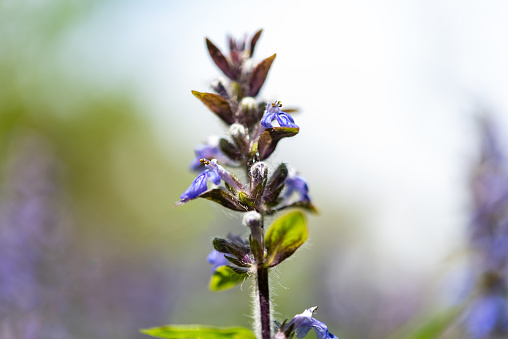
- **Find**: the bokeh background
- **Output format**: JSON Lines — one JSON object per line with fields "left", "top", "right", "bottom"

{"left": 2, "top": 1, "right": 508, "bottom": 338}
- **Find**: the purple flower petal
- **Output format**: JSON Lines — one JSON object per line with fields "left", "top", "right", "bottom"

{"left": 261, "top": 101, "right": 299, "bottom": 128}
{"left": 466, "top": 294, "right": 508, "bottom": 338}
{"left": 261, "top": 111, "right": 277, "bottom": 128}
{"left": 276, "top": 112, "right": 298, "bottom": 129}
{"left": 285, "top": 169, "right": 311, "bottom": 202}
{"left": 180, "top": 171, "right": 209, "bottom": 200}
{"left": 287, "top": 307, "right": 338, "bottom": 339}
{"left": 190, "top": 138, "right": 231, "bottom": 171}
{"left": 207, "top": 250, "right": 229, "bottom": 273}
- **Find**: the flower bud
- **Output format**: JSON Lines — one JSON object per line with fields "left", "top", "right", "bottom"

{"left": 249, "top": 161, "right": 268, "bottom": 203}
{"left": 240, "top": 96, "right": 261, "bottom": 126}
{"left": 241, "top": 97, "right": 257, "bottom": 114}
{"left": 243, "top": 211, "right": 264, "bottom": 261}
{"left": 211, "top": 79, "right": 229, "bottom": 99}
{"left": 243, "top": 210, "right": 262, "bottom": 229}
{"left": 229, "top": 123, "right": 250, "bottom": 154}
{"left": 230, "top": 81, "right": 243, "bottom": 99}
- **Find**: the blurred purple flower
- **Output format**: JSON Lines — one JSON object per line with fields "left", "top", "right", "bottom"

{"left": 286, "top": 307, "right": 338, "bottom": 339}
{"left": 461, "top": 117, "right": 508, "bottom": 338}
{"left": 190, "top": 137, "right": 232, "bottom": 171}
{"left": 0, "top": 135, "right": 69, "bottom": 338}
{"left": 465, "top": 293, "right": 508, "bottom": 338}
{"left": 207, "top": 249, "right": 229, "bottom": 273}
{"left": 261, "top": 101, "right": 298, "bottom": 129}
{"left": 469, "top": 117, "right": 508, "bottom": 272}
{"left": 284, "top": 168, "right": 311, "bottom": 202}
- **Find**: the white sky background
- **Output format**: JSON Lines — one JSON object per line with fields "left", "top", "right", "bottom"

{"left": 70, "top": 0, "right": 508, "bottom": 277}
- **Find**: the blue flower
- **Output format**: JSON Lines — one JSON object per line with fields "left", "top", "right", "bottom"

{"left": 207, "top": 249, "right": 229, "bottom": 273}
{"left": 465, "top": 293, "right": 508, "bottom": 338}
{"left": 180, "top": 161, "right": 220, "bottom": 201}
{"left": 261, "top": 101, "right": 298, "bottom": 129}
{"left": 180, "top": 159, "right": 243, "bottom": 202}
{"left": 190, "top": 137, "right": 231, "bottom": 171}
{"left": 284, "top": 168, "right": 311, "bottom": 202}
{"left": 286, "top": 307, "right": 338, "bottom": 339}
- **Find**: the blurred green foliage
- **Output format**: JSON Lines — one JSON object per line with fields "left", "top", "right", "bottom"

{"left": 0, "top": 1, "right": 206, "bottom": 338}
{"left": 0, "top": 1, "right": 430, "bottom": 339}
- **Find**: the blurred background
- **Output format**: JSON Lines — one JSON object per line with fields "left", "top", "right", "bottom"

{"left": 2, "top": 0, "right": 508, "bottom": 338}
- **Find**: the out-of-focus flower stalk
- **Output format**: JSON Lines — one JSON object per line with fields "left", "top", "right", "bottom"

{"left": 463, "top": 117, "right": 508, "bottom": 338}
{"left": 0, "top": 134, "right": 69, "bottom": 339}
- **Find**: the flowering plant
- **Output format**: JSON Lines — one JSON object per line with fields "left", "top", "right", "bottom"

{"left": 140, "top": 30, "right": 336, "bottom": 339}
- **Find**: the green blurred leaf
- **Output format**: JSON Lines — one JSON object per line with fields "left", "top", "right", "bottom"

{"left": 141, "top": 325, "right": 256, "bottom": 339}
{"left": 209, "top": 266, "right": 246, "bottom": 292}
{"left": 264, "top": 211, "right": 308, "bottom": 267}
{"left": 389, "top": 307, "right": 462, "bottom": 339}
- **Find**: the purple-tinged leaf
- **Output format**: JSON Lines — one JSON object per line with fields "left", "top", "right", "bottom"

{"left": 219, "top": 138, "right": 243, "bottom": 161}
{"left": 248, "top": 53, "right": 276, "bottom": 97}
{"left": 212, "top": 237, "right": 251, "bottom": 264}
{"left": 200, "top": 189, "right": 249, "bottom": 212}
{"left": 263, "top": 163, "right": 288, "bottom": 205}
{"left": 258, "top": 127, "right": 299, "bottom": 160}
{"left": 191, "top": 91, "right": 235, "bottom": 125}
{"left": 249, "top": 29, "right": 263, "bottom": 57}
{"left": 282, "top": 107, "right": 299, "bottom": 114}
{"left": 206, "top": 38, "right": 234, "bottom": 79}
{"left": 224, "top": 256, "right": 251, "bottom": 268}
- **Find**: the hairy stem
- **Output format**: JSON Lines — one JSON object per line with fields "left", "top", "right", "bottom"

{"left": 257, "top": 265, "right": 271, "bottom": 339}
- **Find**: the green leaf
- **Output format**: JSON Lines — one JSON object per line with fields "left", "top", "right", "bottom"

{"left": 191, "top": 91, "right": 235, "bottom": 125}
{"left": 257, "top": 127, "right": 299, "bottom": 160}
{"left": 141, "top": 325, "right": 256, "bottom": 339}
{"left": 264, "top": 211, "right": 308, "bottom": 267}
{"left": 388, "top": 306, "right": 462, "bottom": 339}
{"left": 209, "top": 266, "right": 246, "bottom": 292}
